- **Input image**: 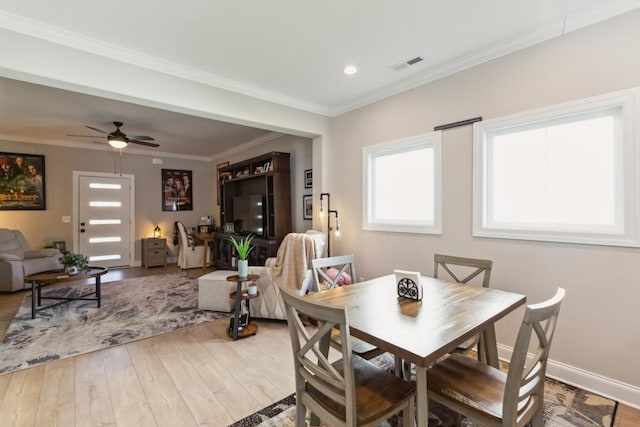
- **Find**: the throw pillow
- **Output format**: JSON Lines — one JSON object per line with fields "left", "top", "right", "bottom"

{"left": 325, "top": 267, "right": 352, "bottom": 286}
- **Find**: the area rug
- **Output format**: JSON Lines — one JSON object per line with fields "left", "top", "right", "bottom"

{"left": 0, "top": 272, "right": 231, "bottom": 375}
{"left": 229, "top": 353, "right": 617, "bottom": 427}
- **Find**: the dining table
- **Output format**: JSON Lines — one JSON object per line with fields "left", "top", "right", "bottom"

{"left": 305, "top": 273, "right": 526, "bottom": 427}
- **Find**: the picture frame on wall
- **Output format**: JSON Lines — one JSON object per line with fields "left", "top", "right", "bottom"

{"left": 0, "top": 152, "right": 46, "bottom": 210}
{"left": 304, "top": 169, "right": 313, "bottom": 188}
{"left": 162, "top": 169, "right": 193, "bottom": 211}
{"left": 52, "top": 241, "right": 67, "bottom": 253}
{"left": 303, "top": 194, "right": 313, "bottom": 220}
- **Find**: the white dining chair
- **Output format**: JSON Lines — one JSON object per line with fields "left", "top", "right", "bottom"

{"left": 280, "top": 286, "right": 416, "bottom": 427}
{"left": 311, "top": 255, "right": 384, "bottom": 360}
{"left": 426, "top": 287, "right": 565, "bottom": 427}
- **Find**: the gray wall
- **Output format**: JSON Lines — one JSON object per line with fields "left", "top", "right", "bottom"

{"left": 326, "top": 10, "right": 640, "bottom": 405}
{"left": 0, "top": 135, "right": 311, "bottom": 262}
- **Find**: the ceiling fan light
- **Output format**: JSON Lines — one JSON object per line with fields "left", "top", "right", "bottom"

{"left": 108, "top": 135, "right": 128, "bottom": 149}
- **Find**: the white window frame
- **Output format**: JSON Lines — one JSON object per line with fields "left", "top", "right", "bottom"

{"left": 362, "top": 131, "right": 442, "bottom": 234}
{"left": 473, "top": 87, "right": 639, "bottom": 247}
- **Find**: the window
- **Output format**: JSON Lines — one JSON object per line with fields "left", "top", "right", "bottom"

{"left": 363, "top": 131, "right": 442, "bottom": 234}
{"left": 473, "top": 88, "right": 639, "bottom": 247}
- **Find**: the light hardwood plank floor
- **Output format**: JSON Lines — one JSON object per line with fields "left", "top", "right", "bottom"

{"left": 0, "top": 265, "right": 638, "bottom": 426}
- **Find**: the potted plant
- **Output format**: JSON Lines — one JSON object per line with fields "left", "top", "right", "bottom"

{"left": 229, "top": 234, "right": 255, "bottom": 279}
{"left": 59, "top": 252, "right": 89, "bottom": 275}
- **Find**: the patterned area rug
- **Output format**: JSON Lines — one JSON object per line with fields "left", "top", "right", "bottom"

{"left": 229, "top": 353, "right": 617, "bottom": 427}
{"left": 0, "top": 272, "right": 230, "bottom": 375}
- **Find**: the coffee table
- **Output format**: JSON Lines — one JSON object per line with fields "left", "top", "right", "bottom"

{"left": 25, "top": 267, "right": 108, "bottom": 319}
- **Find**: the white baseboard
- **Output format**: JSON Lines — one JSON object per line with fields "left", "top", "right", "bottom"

{"left": 497, "top": 344, "right": 640, "bottom": 410}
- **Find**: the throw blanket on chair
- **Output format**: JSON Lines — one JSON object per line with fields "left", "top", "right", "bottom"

{"left": 248, "top": 231, "right": 325, "bottom": 320}
{"left": 268, "top": 233, "right": 319, "bottom": 293}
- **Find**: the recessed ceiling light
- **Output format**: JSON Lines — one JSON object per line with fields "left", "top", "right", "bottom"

{"left": 343, "top": 65, "right": 358, "bottom": 75}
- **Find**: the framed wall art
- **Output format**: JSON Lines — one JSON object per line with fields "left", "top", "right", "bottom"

{"left": 0, "top": 152, "right": 46, "bottom": 210}
{"left": 52, "top": 241, "right": 67, "bottom": 253}
{"left": 303, "top": 194, "right": 313, "bottom": 220}
{"left": 162, "top": 169, "right": 193, "bottom": 211}
{"left": 304, "top": 169, "right": 313, "bottom": 188}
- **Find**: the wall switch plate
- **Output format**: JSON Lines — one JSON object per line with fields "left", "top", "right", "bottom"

{"left": 62, "top": 216, "right": 71, "bottom": 223}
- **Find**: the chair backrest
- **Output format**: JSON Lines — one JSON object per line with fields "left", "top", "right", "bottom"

{"left": 503, "top": 288, "right": 565, "bottom": 425}
{"left": 311, "top": 254, "right": 357, "bottom": 292}
{"left": 433, "top": 253, "right": 493, "bottom": 287}
{"left": 280, "top": 286, "right": 358, "bottom": 426}
{"left": 175, "top": 221, "right": 195, "bottom": 249}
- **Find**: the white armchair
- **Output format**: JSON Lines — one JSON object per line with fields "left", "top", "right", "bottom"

{"left": 247, "top": 230, "right": 326, "bottom": 320}
{"left": 175, "top": 221, "right": 211, "bottom": 269}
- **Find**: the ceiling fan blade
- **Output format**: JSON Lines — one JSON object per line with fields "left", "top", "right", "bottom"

{"left": 85, "top": 125, "right": 107, "bottom": 134}
{"left": 67, "top": 134, "right": 100, "bottom": 138}
{"left": 129, "top": 135, "right": 155, "bottom": 141}
{"left": 129, "top": 140, "right": 160, "bottom": 148}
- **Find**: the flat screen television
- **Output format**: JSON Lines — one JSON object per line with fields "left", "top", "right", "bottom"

{"left": 232, "top": 194, "right": 265, "bottom": 236}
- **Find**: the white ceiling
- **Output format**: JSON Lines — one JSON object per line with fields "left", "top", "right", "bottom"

{"left": 0, "top": 0, "right": 638, "bottom": 158}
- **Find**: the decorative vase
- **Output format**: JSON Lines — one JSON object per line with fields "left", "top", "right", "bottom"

{"left": 66, "top": 266, "right": 79, "bottom": 275}
{"left": 238, "top": 259, "right": 248, "bottom": 279}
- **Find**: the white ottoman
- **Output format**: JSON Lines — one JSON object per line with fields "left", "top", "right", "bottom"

{"left": 198, "top": 270, "right": 237, "bottom": 312}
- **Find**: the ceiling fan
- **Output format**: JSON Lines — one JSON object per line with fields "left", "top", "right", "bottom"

{"left": 68, "top": 121, "right": 159, "bottom": 149}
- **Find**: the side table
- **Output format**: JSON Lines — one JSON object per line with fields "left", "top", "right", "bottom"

{"left": 226, "top": 274, "right": 260, "bottom": 340}
{"left": 141, "top": 238, "right": 167, "bottom": 268}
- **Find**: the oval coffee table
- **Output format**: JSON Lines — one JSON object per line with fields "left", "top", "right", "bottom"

{"left": 25, "top": 267, "right": 108, "bottom": 319}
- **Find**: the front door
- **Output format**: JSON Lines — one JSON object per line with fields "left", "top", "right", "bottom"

{"left": 75, "top": 172, "right": 134, "bottom": 268}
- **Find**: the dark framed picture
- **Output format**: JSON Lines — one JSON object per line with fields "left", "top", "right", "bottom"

{"left": 304, "top": 169, "right": 313, "bottom": 188}
{"left": 303, "top": 194, "right": 313, "bottom": 220}
{"left": 216, "top": 161, "right": 229, "bottom": 205}
{"left": 0, "top": 152, "right": 46, "bottom": 210}
{"left": 53, "top": 241, "right": 67, "bottom": 253}
{"left": 162, "top": 169, "right": 193, "bottom": 211}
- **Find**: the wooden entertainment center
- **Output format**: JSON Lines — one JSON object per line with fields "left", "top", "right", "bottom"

{"left": 215, "top": 152, "right": 292, "bottom": 269}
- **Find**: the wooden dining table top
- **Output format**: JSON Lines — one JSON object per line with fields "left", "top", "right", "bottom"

{"left": 305, "top": 274, "right": 526, "bottom": 369}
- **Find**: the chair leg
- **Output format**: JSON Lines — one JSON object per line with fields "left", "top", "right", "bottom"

{"left": 295, "top": 401, "right": 307, "bottom": 427}
{"left": 531, "top": 404, "right": 544, "bottom": 427}
{"left": 401, "top": 397, "right": 415, "bottom": 427}
{"left": 453, "top": 412, "right": 463, "bottom": 427}
{"left": 402, "top": 360, "right": 412, "bottom": 380}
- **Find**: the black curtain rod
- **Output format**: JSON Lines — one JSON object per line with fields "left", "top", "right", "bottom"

{"left": 434, "top": 116, "right": 482, "bottom": 131}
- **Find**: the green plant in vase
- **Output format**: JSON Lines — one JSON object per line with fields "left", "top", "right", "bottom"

{"left": 229, "top": 234, "right": 255, "bottom": 278}
{"left": 59, "top": 252, "right": 89, "bottom": 275}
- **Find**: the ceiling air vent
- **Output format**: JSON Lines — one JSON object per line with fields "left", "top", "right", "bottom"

{"left": 389, "top": 56, "right": 424, "bottom": 72}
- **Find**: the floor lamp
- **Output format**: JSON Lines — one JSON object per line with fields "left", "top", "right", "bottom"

{"left": 320, "top": 192, "right": 340, "bottom": 257}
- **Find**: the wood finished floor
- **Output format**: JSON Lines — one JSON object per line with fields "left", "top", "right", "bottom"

{"left": 0, "top": 265, "right": 638, "bottom": 426}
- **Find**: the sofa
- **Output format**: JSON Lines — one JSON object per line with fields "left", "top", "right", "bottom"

{"left": 0, "top": 229, "right": 62, "bottom": 292}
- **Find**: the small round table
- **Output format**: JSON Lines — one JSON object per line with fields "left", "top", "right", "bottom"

{"left": 226, "top": 274, "right": 260, "bottom": 340}
{"left": 25, "top": 267, "right": 108, "bottom": 319}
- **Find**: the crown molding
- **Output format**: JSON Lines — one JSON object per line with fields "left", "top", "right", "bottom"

{"left": 327, "top": 1, "right": 640, "bottom": 116}
{"left": 1, "top": 2, "right": 638, "bottom": 118}
{"left": 0, "top": 11, "right": 331, "bottom": 117}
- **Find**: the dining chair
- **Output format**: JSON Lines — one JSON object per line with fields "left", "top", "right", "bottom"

{"left": 311, "top": 254, "right": 357, "bottom": 292}
{"left": 175, "top": 221, "right": 209, "bottom": 269}
{"left": 426, "top": 287, "right": 565, "bottom": 427}
{"left": 434, "top": 253, "right": 493, "bottom": 359}
{"left": 311, "top": 255, "right": 384, "bottom": 360}
{"left": 280, "top": 286, "right": 416, "bottom": 427}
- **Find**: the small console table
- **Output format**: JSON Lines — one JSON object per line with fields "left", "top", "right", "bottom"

{"left": 25, "top": 266, "right": 109, "bottom": 319}
{"left": 226, "top": 274, "right": 260, "bottom": 340}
